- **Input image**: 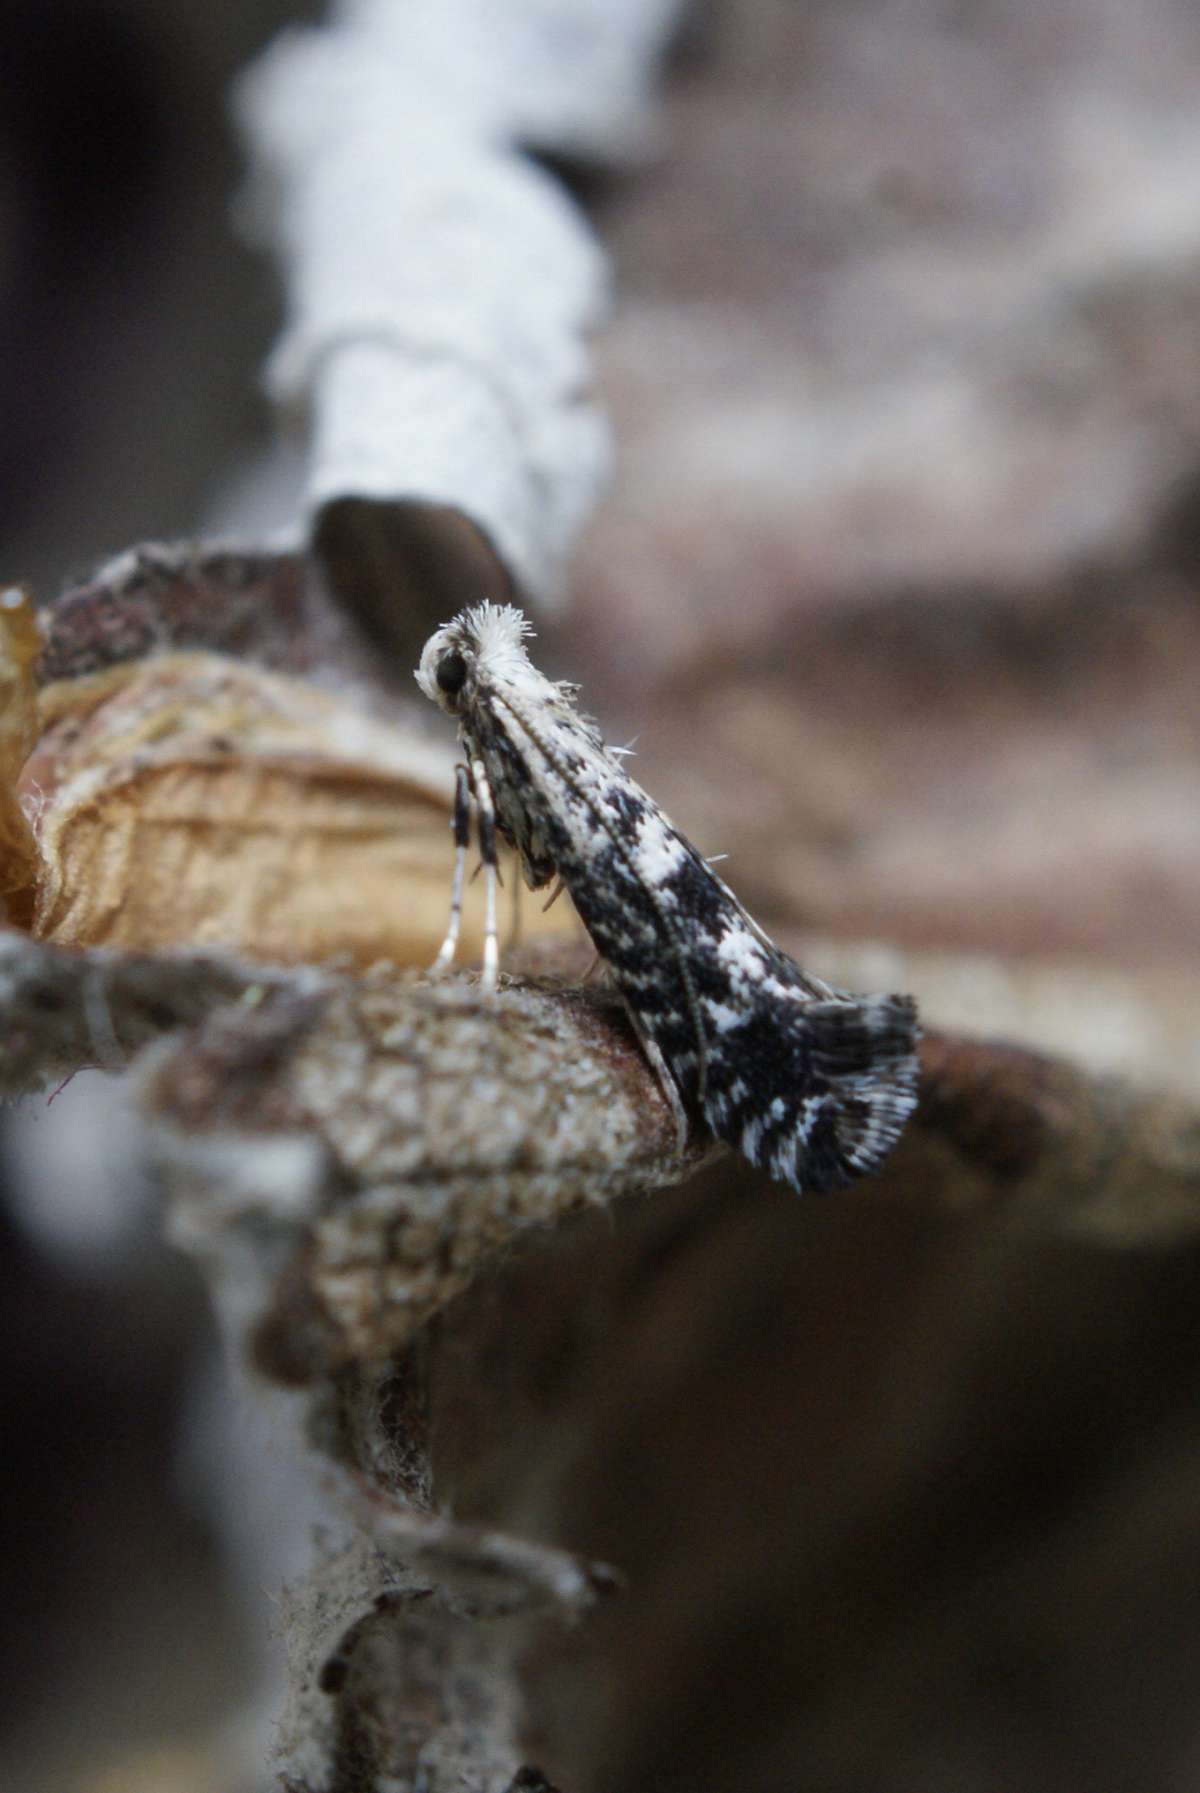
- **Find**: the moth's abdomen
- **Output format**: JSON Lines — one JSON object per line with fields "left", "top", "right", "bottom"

{"left": 701, "top": 989, "right": 920, "bottom": 1193}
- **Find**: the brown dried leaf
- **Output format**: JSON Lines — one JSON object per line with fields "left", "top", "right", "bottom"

{"left": 27, "top": 650, "right": 446, "bottom": 962}
{"left": 18, "top": 646, "right": 575, "bottom": 969}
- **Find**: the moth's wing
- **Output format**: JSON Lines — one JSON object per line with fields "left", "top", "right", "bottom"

{"left": 461, "top": 721, "right": 559, "bottom": 891}
{"left": 703, "top": 985, "right": 920, "bottom": 1194}
{"left": 517, "top": 833, "right": 559, "bottom": 890}
{"left": 492, "top": 794, "right": 558, "bottom": 890}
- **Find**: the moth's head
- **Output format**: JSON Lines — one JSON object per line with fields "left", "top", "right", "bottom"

{"left": 415, "top": 601, "right": 537, "bottom": 718}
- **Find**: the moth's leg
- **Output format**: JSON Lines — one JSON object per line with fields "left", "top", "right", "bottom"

{"left": 507, "top": 860, "right": 523, "bottom": 949}
{"left": 431, "top": 763, "right": 472, "bottom": 973}
{"left": 580, "top": 946, "right": 604, "bottom": 985}
{"left": 470, "top": 756, "right": 501, "bottom": 992}
{"left": 622, "top": 1002, "right": 690, "bottom": 1155}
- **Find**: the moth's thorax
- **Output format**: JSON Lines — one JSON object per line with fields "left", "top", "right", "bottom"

{"left": 415, "top": 602, "right": 559, "bottom": 728}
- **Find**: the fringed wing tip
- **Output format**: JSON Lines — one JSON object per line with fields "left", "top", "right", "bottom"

{"left": 792, "top": 993, "right": 921, "bottom": 1193}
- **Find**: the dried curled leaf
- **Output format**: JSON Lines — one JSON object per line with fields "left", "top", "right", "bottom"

{"left": 11, "top": 558, "right": 576, "bottom": 970}
{"left": 24, "top": 650, "right": 475, "bottom": 964}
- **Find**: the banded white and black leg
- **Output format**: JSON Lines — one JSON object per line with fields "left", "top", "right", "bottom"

{"left": 431, "top": 763, "right": 472, "bottom": 973}
{"left": 470, "top": 755, "right": 501, "bottom": 991}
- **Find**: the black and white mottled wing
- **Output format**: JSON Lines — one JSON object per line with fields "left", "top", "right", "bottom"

{"left": 416, "top": 602, "right": 919, "bottom": 1193}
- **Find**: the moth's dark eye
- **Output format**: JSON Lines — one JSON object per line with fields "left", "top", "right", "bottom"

{"left": 435, "top": 650, "right": 468, "bottom": 698}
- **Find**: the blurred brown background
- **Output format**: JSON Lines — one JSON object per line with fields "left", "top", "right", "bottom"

{"left": 2, "top": 2, "right": 1199, "bottom": 1790}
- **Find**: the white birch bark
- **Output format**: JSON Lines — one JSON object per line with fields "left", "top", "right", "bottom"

{"left": 237, "top": 0, "right": 686, "bottom": 607}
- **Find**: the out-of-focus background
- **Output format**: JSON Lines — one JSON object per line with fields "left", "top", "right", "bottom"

{"left": 0, "top": 6, "right": 309, "bottom": 1789}
{"left": 2, "top": 2, "right": 1200, "bottom": 1790}
{"left": 0, "top": 0, "right": 314, "bottom": 591}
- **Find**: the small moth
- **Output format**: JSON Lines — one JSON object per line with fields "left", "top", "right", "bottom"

{"left": 416, "top": 603, "right": 919, "bottom": 1192}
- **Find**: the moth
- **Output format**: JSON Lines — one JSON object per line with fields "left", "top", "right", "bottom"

{"left": 416, "top": 603, "right": 919, "bottom": 1192}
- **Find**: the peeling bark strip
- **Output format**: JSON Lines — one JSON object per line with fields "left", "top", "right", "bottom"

{"left": 236, "top": 0, "right": 686, "bottom": 609}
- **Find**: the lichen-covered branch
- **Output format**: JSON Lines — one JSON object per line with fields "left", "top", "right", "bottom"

{"left": 142, "top": 969, "right": 706, "bottom": 1379}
